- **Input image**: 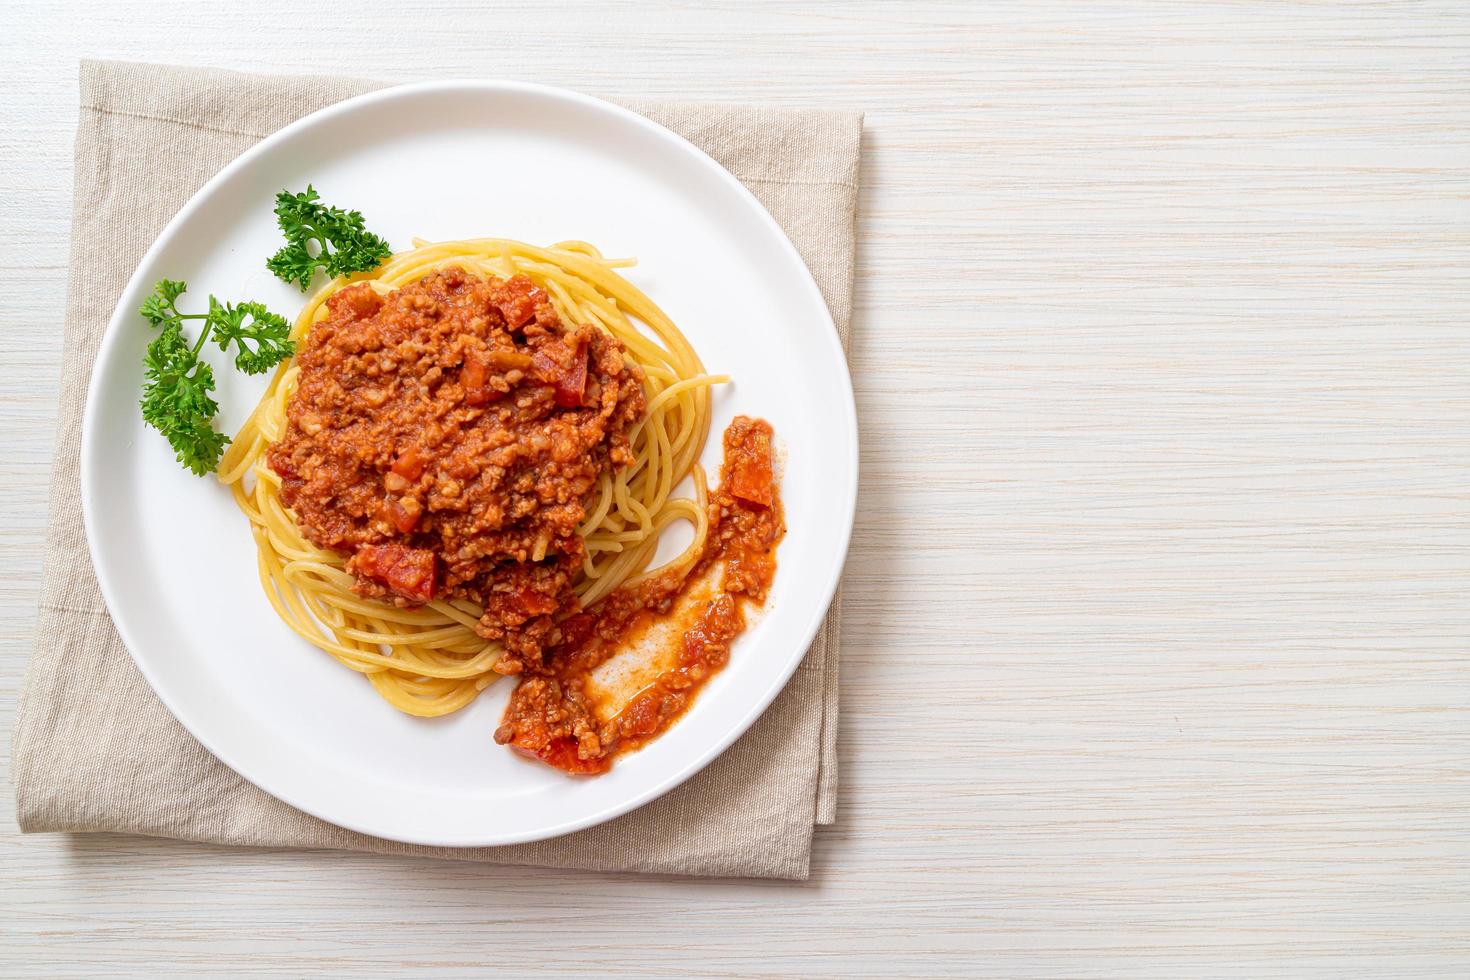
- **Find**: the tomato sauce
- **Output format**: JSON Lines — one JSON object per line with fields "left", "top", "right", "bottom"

{"left": 267, "top": 267, "right": 645, "bottom": 659}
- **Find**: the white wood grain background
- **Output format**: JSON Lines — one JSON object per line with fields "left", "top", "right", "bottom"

{"left": 2, "top": 1, "right": 1468, "bottom": 975}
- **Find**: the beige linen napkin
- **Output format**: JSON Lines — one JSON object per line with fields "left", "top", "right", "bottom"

{"left": 11, "top": 61, "right": 858, "bottom": 880}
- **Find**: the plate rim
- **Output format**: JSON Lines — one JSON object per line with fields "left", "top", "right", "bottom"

{"left": 80, "top": 78, "right": 858, "bottom": 846}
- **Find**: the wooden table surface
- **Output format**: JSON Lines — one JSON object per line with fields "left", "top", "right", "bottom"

{"left": 3, "top": 2, "right": 1467, "bottom": 975}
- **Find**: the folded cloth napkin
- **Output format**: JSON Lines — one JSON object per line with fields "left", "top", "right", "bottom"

{"left": 11, "top": 61, "right": 859, "bottom": 879}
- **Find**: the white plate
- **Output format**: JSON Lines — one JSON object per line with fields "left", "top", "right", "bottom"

{"left": 82, "top": 81, "right": 856, "bottom": 846}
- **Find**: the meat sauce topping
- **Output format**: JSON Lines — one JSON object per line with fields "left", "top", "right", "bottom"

{"left": 268, "top": 267, "right": 645, "bottom": 657}
{"left": 495, "top": 416, "right": 785, "bottom": 774}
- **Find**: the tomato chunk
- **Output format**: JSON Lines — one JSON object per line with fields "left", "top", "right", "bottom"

{"left": 461, "top": 351, "right": 508, "bottom": 407}
{"left": 391, "top": 445, "right": 428, "bottom": 481}
{"left": 724, "top": 420, "right": 774, "bottom": 508}
{"left": 532, "top": 339, "right": 589, "bottom": 408}
{"left": 351, "top": 544, "right": 437, "bottom": 602}
{"left": 384, "top": 496, "right": 422, "bottom": 533}
{"left": 493, "top": 275, "right": 546, "bottom": 329}
{"left": 460, "top": 351, "right": 490, "bottom": 404}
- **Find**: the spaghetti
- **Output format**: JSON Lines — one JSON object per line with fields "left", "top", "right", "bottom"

{"left": 218, "top": 239, "right": 723, "bottom": 718}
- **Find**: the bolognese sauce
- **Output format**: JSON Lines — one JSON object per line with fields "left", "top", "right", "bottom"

{"left": 495, "top": 416, "right": 785, "bottom": 774}
{"left": 267, "top": 266, "right": 645, "bottom": 658}
{"left": 268, "top": 264, "right": 784, "bottom": 774}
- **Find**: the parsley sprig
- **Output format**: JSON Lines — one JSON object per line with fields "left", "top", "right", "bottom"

{"left": 140, "top": 187, "right": 387, "bottom": 475}
{"left": 138, "top": 279, "right": 294, "bottom": 476}
{"left": 265, "top": 186, "right": 392, "bottom": 290}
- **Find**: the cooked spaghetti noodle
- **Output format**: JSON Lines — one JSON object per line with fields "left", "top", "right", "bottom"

{"left": 218, "top": 239, "right": 723, "bottom": 717}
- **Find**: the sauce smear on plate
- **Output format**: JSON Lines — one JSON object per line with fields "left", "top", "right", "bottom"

{"left": 495, "top": 416, "right": 785, "bottom": 774}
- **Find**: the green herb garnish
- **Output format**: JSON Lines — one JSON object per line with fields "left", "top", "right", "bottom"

{"left": 265, "top": 185, "right": 392, "bottom": 290}
{"left": 138, "top": 279, "right": 293, "bottom": 476}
